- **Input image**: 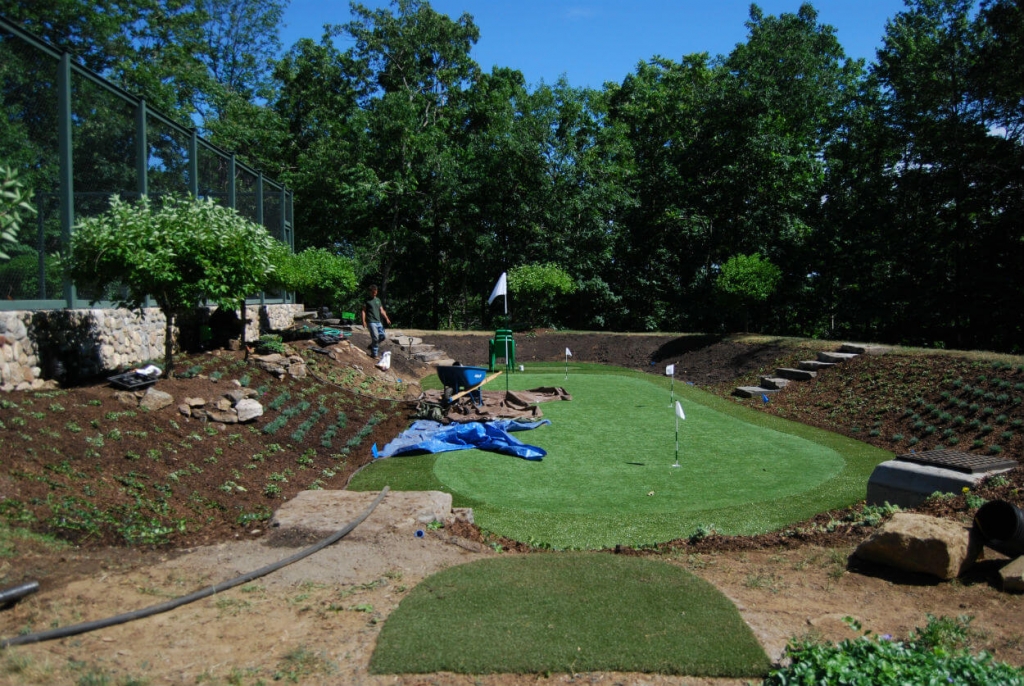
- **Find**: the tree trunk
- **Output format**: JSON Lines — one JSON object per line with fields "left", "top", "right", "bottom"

{"left": 240, "top": 300, "right": 249, "bottom": 359}
{"left": 163, "top": 311, "right": 175, "bottom": 377}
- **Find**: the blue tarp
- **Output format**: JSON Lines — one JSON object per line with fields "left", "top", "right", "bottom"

{"left": 375, "top": 419, "right": 550, "bottom": 461}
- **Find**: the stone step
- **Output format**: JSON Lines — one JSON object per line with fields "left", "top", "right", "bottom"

{"left": 428, "top": 357, "right": 456, "bottom": 367}
{"left": 799, "top": 360, "right": 837, "bottom": 371}
{"left": 295, "top": 311, "right": 317, "bottom": 321}
{"left": 392, "top": 335, "right": 423, "bottom": 347}
{"left": 414, "top": 350, "right": 448, "bottom": 363}
{"left": 818, "top": 351, "right": 859, "bottom": 364}
{"left": 733, "top": 386, "right": 780, "bottom": 399}
{"left": 409, "top": 344, "right": 435, "bottom": 354}
{"left": 774, "top": 367, "right": 817, "bottom": 381}
{"left": 759, "top": 376, "right": 791, "bottom": 390}
{"left": 840, "top": 343, "right": 891, "bottom": 356}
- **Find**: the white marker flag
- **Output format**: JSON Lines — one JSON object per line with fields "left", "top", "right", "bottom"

{"left": 665, "top": 364, "right": 675, "bottom": 376}
{"left": 675, "top": 401, "right": 685, "bottom": 420}
{"left": 488, "top": 272, "right": 507, "bottom": 305}
{"left": 565, "top": 348, "right": 572, "bottom": 357}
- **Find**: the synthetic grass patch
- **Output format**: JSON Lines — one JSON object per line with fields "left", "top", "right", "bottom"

{"left": 370, "top": 552, "right": 770, "bottom": 677}
{"left": 352, "top": 364, "right": 892, "bottom": 548}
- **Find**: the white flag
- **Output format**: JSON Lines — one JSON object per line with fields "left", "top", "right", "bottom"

{"left": 488, "top": 272, "right": 507, "bottom": 305}
{"left": 675, "top": 401, "right": 685, "bottom": 420}
{"left": 665, "top": 364, "right": 675, "bottom": 376}
{"left": 565, "top": 348, "right": 572, "bottom": 357}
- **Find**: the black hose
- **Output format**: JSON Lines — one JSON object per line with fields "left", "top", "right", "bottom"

{"left": 1, "top": 487, "right": 390, "bottom": 648}
{"left": 0, "top": 582, "right": 39, "bottom": 607}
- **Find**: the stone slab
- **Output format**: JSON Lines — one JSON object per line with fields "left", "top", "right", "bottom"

{"left": 798, "top": 360, "right": 837, "bottom": 371}
{"left": 818, "top": 351, "right": 859, "bottom": 363}
{"left": 866, "top": 459, "right": 998, "bottom": 508}
{"left": 759, "top": 376, "right": 790, "bottom": 390}
{"left": 268, "top": 490, "right": 454, "bottom": 545}
{"left": 733, "top": 386, "right": 779, "bottom": 398}
{"left": 775, "top": 367, "right": 817, "bottom": 381}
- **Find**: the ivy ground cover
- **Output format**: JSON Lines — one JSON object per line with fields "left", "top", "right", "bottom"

{"left": 351, "top": 363, "right": 893, "bottom": 549}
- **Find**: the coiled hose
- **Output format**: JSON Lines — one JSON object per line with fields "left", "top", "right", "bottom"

{"left": 1, "top": 486, "right": 389, "bottom": 648}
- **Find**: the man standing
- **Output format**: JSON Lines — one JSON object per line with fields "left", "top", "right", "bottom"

{"left": 362, "top": 284, "right": 391, "bottom": 359}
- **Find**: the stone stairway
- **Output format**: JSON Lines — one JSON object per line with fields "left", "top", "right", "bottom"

{"left": 733, "top": 343, "right": 885, "bottom": 399}
{"left": 295, "top": 312, "right": 457, "bottom": 366}
{"left": 390, "top": 334, "right": 455, "bottom": 367}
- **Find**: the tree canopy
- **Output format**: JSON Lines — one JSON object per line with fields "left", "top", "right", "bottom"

{"left": 4, "top": 0, "right": 1024, "bottom": 351}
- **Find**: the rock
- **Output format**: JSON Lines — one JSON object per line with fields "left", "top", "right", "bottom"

{"left": 114, "top": 391, "right": 139, "bottom": 407}
{"left": 999, "top": 557, "right": 1024, "bottom": 593}
{"left": 178, "top": 404, "right": 191, "bottom": 417}
{"left": 225, "top": 388, "right": 258, "bottom": 404}
{"left": 139, "top": 387, "right": 174, "bottom": 412}
{"left": 234, "top": 398, "right": 263, "bottom": 423}
{"left": 214, "top": 398, "right": 232, "bottom": 412}
{"left": 184, "top": 397, "right": 206, "bottom": 407}
{"left": 854, "top": 512, "right": 981, "bottom": 579}
{"left": 205, "top": 408, "right": 238, "bottom": 424}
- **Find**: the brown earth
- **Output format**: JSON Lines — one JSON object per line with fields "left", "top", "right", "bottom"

{"left": 0, "top": 331, "right": 1023, "bottom": 684}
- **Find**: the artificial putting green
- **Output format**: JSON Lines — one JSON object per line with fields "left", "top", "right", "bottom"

{"left": 369, "top": 552, "right": 770, "bottom": 677}
{"left": 352, "top": 363, "right": 892, "bottom": 549}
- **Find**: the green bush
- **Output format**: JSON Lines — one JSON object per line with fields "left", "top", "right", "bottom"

{"left": 764, "top": 616, "right": 1024, "bottom": 686}
{"left": 268, "top": 246, "right": 357, "bottom": 313}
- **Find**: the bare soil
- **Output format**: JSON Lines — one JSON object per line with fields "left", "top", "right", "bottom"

{"left": 1, "top": 331, "right": 1023, "bottom": 685}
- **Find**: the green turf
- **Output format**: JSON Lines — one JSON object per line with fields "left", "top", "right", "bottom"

{"left": 352, "top": 363, "right": 892, "bottom": 548}
{"left": 369, "top": 552, "right": 770, "bottom": 677}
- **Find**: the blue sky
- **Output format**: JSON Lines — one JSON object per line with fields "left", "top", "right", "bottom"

{"left": 279, "top": 1, "right": 909, "bottom": 90}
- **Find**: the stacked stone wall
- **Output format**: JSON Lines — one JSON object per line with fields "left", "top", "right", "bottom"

{"left": 0, "top": 304, "right": 304, "bottom": 391}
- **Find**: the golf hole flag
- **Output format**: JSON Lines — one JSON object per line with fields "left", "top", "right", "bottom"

{"left": 672, "top": 401, "right": 685, "bottom": 467}
{"left": 665, "top": 364, "right": 675, "bottom": 376}
{"left": 675, "top": 401, "right": 685, "bottom": 420}
{"left": 565, "top": 348, "right": 572, "bottom": 357}
{"left": 488, "top": 272, "right": 507, "bottom": 306}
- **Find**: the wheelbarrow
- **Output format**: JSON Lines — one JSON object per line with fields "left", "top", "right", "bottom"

{"left": 435, "top": 365, "right": 500, "bottom": 406}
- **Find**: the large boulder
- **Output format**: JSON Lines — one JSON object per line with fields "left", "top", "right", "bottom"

{"left": 234, "top": 398, "right": 264, "bottom": 423}
{"left": 139, "top": 387, "right": 174, "bottom": 412}
{"left": 999, "top": 557, "right": 1024, "bottom": 593}
{"left": 854, "top": 512, "right": 982, "bottom": 580}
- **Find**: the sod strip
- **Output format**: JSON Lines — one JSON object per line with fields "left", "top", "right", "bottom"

{"left": 354, "top": 364, "right": 892, "bottom": 549}
{"left": 369, "top": 552, "right": 770, "bottom": 677}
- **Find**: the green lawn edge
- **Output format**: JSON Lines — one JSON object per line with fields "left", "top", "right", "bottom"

{"left": 353, "top": 364, "right": 893, "bottom": 548}
{"left": 369, "top": 552, "right": 770, "bottom": 677}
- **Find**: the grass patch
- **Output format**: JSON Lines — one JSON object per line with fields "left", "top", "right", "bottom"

{"left": 352, "top": 363, "right": 891, "bottom": 549}
{"left": 370, "top": 552, "right": 769, "bottom": 677}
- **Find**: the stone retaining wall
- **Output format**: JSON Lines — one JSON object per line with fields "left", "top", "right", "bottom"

{"left": 0, "top": 303, "right": 304, "bottom": 391}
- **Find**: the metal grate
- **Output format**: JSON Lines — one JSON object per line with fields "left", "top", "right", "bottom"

{"left": 896, "top": 449, "right": 1018, "bottom": 474}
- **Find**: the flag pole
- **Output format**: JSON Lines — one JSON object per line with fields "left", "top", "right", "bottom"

{"left": 672, "top": 401, "right": 684, "bottom": 468}
{"left": 504, "top": 291, "right": 510, "bottom": 394}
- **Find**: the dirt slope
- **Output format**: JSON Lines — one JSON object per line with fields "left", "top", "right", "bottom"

{"left": 1, "top": 332, "right": 1023, "bottom": 685}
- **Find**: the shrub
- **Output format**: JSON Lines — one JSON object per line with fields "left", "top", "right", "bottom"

{"left": 891, "top": 433, "right": 904, "bottom": 441}
{"left": 764, "top": 616, "right": 1024, "bottom": 686}
{"left": 255, "top": 335, "right": 286, "bottom": 355}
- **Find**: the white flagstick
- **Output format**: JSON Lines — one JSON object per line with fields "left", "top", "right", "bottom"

{"left": 565, "top": 347, "right": 572, "bottom": 380}
{"left": 672, "top": 401, "right": 685, "bottom": 468}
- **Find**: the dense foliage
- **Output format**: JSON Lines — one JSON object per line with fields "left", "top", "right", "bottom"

{"left": 2, "top": 0, "right": 1024, "bottom": 350}
{"left": 764, "top": 615, "right": 1024, "bottom": 685}
{"left": 269, "top": 246, "right": 358, "bottom": 314}
{"left": 0, "top": 165, "right": 33, "bottom": 260}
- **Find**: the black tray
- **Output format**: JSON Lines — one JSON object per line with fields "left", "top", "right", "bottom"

{"left": 107, "top": 371, "right": 159, "bottom": 390}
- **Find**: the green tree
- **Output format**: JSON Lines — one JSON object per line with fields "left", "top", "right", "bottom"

{"left": 67, "top": 195, "right": 276, "bottom": 373}
{"left": 0, "top": 166, "right": 35, "bottom": 260}
{"left": 507, "top": 263, "right": 577, "bottom": 329}
{"left": 339, "top": 0, "right": 480, "bottom": 326}
{"left": 269, "top": 246, "right": 358, "bottom": 315}
{"left": 715, "top": 253, "right": 782, "bottom": 332}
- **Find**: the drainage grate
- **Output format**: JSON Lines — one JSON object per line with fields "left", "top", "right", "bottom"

{"left": 896, "top": 449, "right": 1018, "bottom": 474}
